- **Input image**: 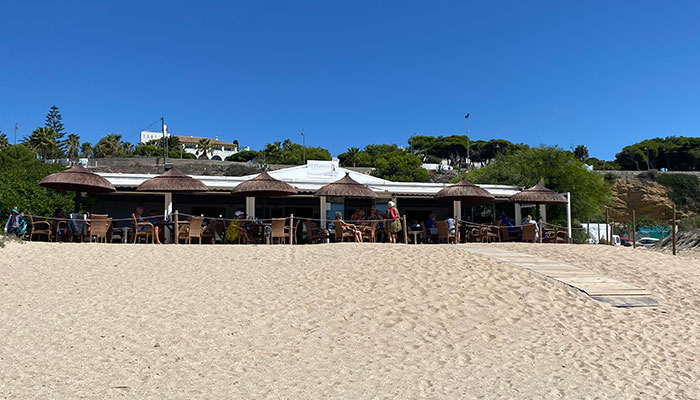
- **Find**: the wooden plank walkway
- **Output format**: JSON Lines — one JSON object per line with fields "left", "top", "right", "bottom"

{"left": 461, "top": 245, "right": 659, "bottom": 308}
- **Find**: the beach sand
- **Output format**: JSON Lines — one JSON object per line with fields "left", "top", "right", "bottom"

{"left": 1, "top": 242, "right": 700, "bottom": 399}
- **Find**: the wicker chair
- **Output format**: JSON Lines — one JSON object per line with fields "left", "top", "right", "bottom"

{"left": 334, "top": 219, "right": 355, "bottom": 242}
{"left": 131, "top": 214, "right": 155, "bottom": 244}
{"left": 270, "top": 218, "right": 290, "bottom": 244}
{"left": 521, "top": 223, "right": 536, "bottom": 243}
{"left": 29, "top": 215, "right": 52, "bottom": 242}
{"left": 304, "top": 220, "right": 325, "bottom": 244}
{"left": 89, "top": 215, "right": 112, "bottom": 243}
{"left": 437, "top": 221, "right": 456, "bottom": 244}
{"left": 183, "top": 217, "right": 205, "bottom": 244}
{"left": 361, "top": 220, "right": 379, "bottom": 243}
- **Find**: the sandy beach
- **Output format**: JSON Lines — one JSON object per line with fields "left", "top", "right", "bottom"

{"left": 1, "top": 242, "right": 700, "bottom": 399}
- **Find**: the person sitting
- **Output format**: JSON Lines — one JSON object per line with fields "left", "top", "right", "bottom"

{"left": 335, "top": 211, "right": 362, "bottom": 242}
{"left": 135, "top": 206, "right": 161, "bottom": 244}
{"left": 522, "top": 214, "right": 539, "bottom": 240}
{"left": 425, "top": 214, "right": 439, "bottom": 236}
{"left": 350, "top": 209, "right": 363, "bottom": 222}
{"left": 500, "top": 212, "right": 515, "bottom": 230}
{"left": 367, "top": 207, "right": 382, "bottom": 220}
{"left": 446, "top": 212, "right": 456, "bottom": 235}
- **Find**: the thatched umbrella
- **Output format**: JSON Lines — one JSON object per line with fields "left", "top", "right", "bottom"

{"left": 231, "top": 170, "right": 297, "bottom": 219}
{"left": 510, "top": 183, "right": 567, "bottom": 205}
{"left": 434, "top": 179, "right": 495, "bottom": 223}
{"left": 434, "top": 179, "right": 494, "bottom": 202}
{"left": 39, "top": 164, "right": 116, "bottom": 212}
{"left": 510, "top": 183, "right": 567, "bottom": 241}
{"left": 136, "top": 168, "right": 208, "bottom": 219}
{"left": 314, "top": 172, "right": 377, "bottom": 219}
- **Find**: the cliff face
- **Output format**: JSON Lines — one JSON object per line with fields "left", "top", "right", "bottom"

{"left": 609, "top": 178, "right": 675, "bottom": 222}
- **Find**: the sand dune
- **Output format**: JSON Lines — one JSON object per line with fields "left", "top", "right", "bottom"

{"left": 1, "top": 242, "right": 699, "bottom": 399}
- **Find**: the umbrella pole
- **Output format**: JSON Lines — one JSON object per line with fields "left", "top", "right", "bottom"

{"left": 74, "top": 190, "right": 81, "bottom": 213}
{"left": 344, "top": 197, "right": 349, "bottom": 220}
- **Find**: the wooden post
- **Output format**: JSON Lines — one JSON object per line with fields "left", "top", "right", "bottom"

{"left": 605, "top": 209, "right": 610, "bottom": 245}
{"left": 289, "top": 214, "right": 294, "bottom": 246}
{"left": 174, "top": 210, "right": 179, "bottom": 245}
{"left": 538, "top": 219, "right": 543, "bottom": 244}
{"left": 632, "top": 209, "right": 636, "bottom": 249}
{"left": 610, "top": 221, "right": 614, "bottom": 246}
{"left": 402, "top": 215, "right": 408, "bottom": 244}
{"left": 672, "top": 204, "right": 676, "bottom": 256}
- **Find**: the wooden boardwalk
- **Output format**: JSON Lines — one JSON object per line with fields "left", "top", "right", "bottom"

{"left": 461, "top": 245, "right": 659, "bottom": 308}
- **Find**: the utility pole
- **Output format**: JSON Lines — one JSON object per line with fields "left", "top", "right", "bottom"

{"left": 14, "top": 123, "right": 18, "bottom": 145}
{"left": 465, "top": 114, "right": 470, "bottom": 170}
{"left": 161, "top": 117, "right": 167, "bottom": 166}
{"left": 301, "top": 129, "right": 306, "bottom": 164}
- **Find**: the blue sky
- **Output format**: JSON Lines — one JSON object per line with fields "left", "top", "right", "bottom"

{"left": 2, "top": 1, "right": 699, "bottom": 160}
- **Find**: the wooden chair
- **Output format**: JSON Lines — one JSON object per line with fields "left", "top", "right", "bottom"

{"left": 521, "top": 223, "right": 536, "bottom": 243}
{"left": 269, "top": 218, "right": 290, "bottom": 244}
{"left": 29, "top": 215, "right": 52, "bottom": 242}
{"left": 334, "top": 219, "right": 355, "bottom": 242}
{"left": 479, "top": 226, "right": 499, "bottom": 243}
{"left": 89, "top": 215, "right": 112, "bottom": 243}
{"left": 304, "top": 220, "right": 325, "bottom": 244}
{"left": 131, "top": 213, "right": 154, "bottom": 244}
{"left": 185, "top": 217, "right": 205, "bottom": 244}
{"left": 437, "top": 221, "right": 456, "bottom": 244}
{"left": 361, "top": 220, "right": 379, "bottom": 242}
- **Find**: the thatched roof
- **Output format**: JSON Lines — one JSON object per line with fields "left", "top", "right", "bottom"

{"left": 39, "top": 164, "right": 116, "bottom": 194}
{"left": 314, "top": 172, "right": 377, "bottom": 199}
{"left": 510, "top": 183, "right": 568, "bottom": 204}
{"left": 136, "top": 168, "right": 208, "bottom": 192}
{"left": 231, "top": 170, "right": 297, "bottom": 197}
{"left": 434, "top": 179, "right": 494, "bottom": 202}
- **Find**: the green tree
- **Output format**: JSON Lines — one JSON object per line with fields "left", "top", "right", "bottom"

{"left": 343, "top": 147, "right": 361, "bottom": 167}
{"left": 23, "top": 127, "right": 59, "bottom": 160}
{"left": 263, "top": 141, "right": 283, "bottom": 164}
{"left": 196, "top": 138, "right": 213, "bottom": 159}
{"left": 573, "top": 145, "right": 589, "bottom": 162}
{"left": 0, "top": 132, "right": 8, "bottom": 148}
{"left": 373, "top": 149, "right": 429, "bottom": 182}
{"left": 62, "top": 133, "right": 80, "bottom": 160}
{"left": 94, "top": 134, "right": 125, "bottom": 158}
{"left": 226, "top": 150, "right": 260, "bottom": 162}
{"left": 45, "top": 105, "right": 65, "bottom": 142}
{"left": 0, "top": 145, "right": 77, "bottom": 217}
{"left": 466, "top": 146, "right": 611, "bottom": 222}
{"left": 81, "top": 142, "right": 93, "bottom": 158}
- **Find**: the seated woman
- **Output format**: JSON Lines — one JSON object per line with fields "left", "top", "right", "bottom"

{"left": 335, "top": 211, "right": 362, "bottom": 242}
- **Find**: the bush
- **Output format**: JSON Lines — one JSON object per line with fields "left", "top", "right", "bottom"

{"left": 0, "top": 145, "right": 78, "bottom": 218}
{"left": 679, "top": 215, "right": 700, "bottom": 232}
{"left": 656, "top": 173, "right": 700, "bottom": 208}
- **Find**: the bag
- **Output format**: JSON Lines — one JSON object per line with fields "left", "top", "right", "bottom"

{"left": 391, "top": 219, "right": 402, "bottom": 232}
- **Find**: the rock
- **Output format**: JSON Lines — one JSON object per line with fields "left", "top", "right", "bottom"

{"left": 609, "top": 178, "right": 675, "bottom": 222}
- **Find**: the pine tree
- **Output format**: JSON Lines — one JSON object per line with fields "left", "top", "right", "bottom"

{"left": 45, "top": 105, "right": 65, "bottom": 141}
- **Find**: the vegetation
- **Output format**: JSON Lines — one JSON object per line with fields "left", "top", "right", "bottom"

{"left": 226, "top": 150, "right": 260, "bottom": 162}
{"left": 655, "top": 174, "right": 700, "bottom": 209}
{"left": 0, "top": 132, "right": 8, "bottom": 148}
{"left": 615, "top": 136, "right": 700, "bottom": 171}
{"left": 22, "top": 127, "right": 60, "bottom": 160}
{"left": 0, "top": 145, "right": 77, "bottom": 218}
{"left": 679, "top": 215, "right": 700, "bottom": 232}
{"left": 409, "top": 135, "right": 527, "bottom": 168}
{"left": 466, "top": 146, "right": 611, "bottom": 221}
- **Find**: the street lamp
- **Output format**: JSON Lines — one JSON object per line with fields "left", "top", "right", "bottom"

{"left": 301, "top": 129, "right": 306, "bottom": 164}
{"left": 465, "top": 113, "right": 470, "bottom": 169}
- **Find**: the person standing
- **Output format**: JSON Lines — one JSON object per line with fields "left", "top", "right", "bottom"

{"left": 386, "top": 201, "right": 401, "bottom": 244}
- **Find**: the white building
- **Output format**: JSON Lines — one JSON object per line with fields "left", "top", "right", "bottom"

{"left": 140, "top": 130, "right": 248, "bottom": 160}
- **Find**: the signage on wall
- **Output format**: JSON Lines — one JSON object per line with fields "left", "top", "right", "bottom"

{"left": 306, "top": 160, "right": 340, "bottom": 178}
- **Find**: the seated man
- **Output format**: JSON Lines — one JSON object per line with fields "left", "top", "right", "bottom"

{"left": 135, "top": 207, "right": 161, "bottom": 244}
{"left": 522, "top": 215, "right": 539, "bottom": 240}
{"left": 425, "top": 214, "right": 439, "bottom": 236}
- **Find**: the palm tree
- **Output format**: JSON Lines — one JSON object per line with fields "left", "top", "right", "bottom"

{"left": 263, "top": 141, "right": 282, "bottom": 164}
{"left": 0, "top": 132, "right": 8, "bottom": 148}
{"left": 345, "top": 147, "right": 360, "bottom": 167}
{"left": 81, "top": 142, "right": 93, "bottom": 158}
{"left": 23, "top": 127, "right": 59, "bottom": 160}
{"left": 121, "top": 141, "right": 134, "bottom": 155}
{"left": 62, "top": 133, "right": 81, "bottom": 160}
{"left": 94, "top": 133, "right": 124, "bottom": 157}
{"left": 197, "top": 138, "right": 212, "bottom": 159}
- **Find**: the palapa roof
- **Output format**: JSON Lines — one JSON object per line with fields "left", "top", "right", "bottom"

{"left": 434, "top": 179, "right": 494, "bottom": 202}
{"left": 314, "top": 172, "right": 377, "bottom": 199}
{"left": 510, "top": 183, "right": 568, "bottom": 204}
{"left": 40, "top": 164, "right": 116, "bottom": 193}
{"left": 231, "top": 170, "right": 297, "bottom": 197}
{"left": 136, "top": 168, "right": 208, "bottom": 192}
